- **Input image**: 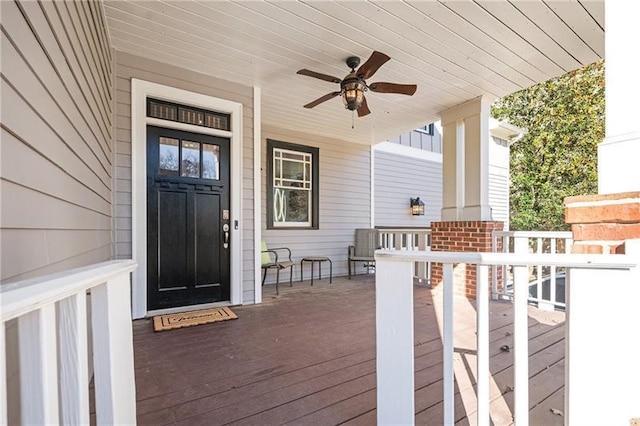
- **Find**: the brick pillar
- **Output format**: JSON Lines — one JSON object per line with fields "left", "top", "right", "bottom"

{"left": 430, "top": 221, "right": 504, "bottom": 298}
{"left": 565, "top": 191, "right": 640, "bottom": 253}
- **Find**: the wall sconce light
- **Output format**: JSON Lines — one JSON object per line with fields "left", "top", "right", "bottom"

{"left": 410, "top": 197, "right": 425, "bottom": 216}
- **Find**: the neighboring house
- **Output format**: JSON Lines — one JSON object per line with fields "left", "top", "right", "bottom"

{"left": 373, "top": 120, "right": 522, "bottom": 230}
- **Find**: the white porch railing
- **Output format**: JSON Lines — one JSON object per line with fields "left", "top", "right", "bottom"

{"left": 378, "top": 227, "right": 431, "bottom": 283}
{"left": 1, "top": 260, "right": 137, "bottom": 425}
{"left": 374, "top": 250, "right": 634, "bottom": 425}
{"left": 492, "top": 231, "right": 573, "bottom": 310}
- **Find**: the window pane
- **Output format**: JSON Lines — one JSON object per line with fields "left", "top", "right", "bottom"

{"left": 181, "top": 140, "right": 200, "bottom": 177}
{"left": 273, "top": 188, "right": 309, "bottom": 224}
{"left": 202, "top": 144, "right": 219, "bottom": 180}
{"left": 282, "top": 160, "right": 305, "bottom": 181}
{"left": 159, "top": 137, "right": 179, "bottom": 176}
{"left": 282, "top": 151, "right": 306, "bottom": 161}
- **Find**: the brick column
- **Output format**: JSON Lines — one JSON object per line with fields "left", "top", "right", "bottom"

{"left": 430, "top": 221, "right": 503, "bottom": 298}
{"left": 565, "top": 191, "right": 640, "bottom": 253}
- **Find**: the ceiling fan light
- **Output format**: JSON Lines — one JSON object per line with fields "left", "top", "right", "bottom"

{"left": 342, "top": 80, "right": 365, "bottom": 111}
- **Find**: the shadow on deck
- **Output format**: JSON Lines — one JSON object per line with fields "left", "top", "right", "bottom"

{"left": 132, "top": 275, "right": 566, "bottom": 425}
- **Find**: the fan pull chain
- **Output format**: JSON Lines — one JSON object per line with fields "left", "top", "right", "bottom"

{"left": 352, "top": 110, "right": 355, "bottom": 129}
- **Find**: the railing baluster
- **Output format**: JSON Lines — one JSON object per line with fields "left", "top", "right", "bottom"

{"left": 57, "top": 292, "right": 90, "bottom": 424}
{"left": 476, "top": 265, "right": 490, "bottom": 426}
{"left": 443, "top": 262, "right": 454, "bottom": 425}
{"left": 18, "top": 305, "right": 59, "bottom": 424}
{"left": 513, "top": 264, "right": 530, "bottom": 426}
{"left": 550, "top": 238, "right": 557, "bottom": 307}
{"left": 91, "top": 275, "right": 137, "bottom": 425}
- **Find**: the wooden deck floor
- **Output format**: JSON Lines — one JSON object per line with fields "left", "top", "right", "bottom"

{"left": 132, "top": 275, "right": 566, "bottom": 425}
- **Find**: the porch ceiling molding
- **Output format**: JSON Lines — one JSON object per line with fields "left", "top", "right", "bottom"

{"left": 103, "top": 0, "right": 603, "bottom": 145}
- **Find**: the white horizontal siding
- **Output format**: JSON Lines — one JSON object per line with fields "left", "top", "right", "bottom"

{"left": 374, "top": 150, "right": 443, "bottom": 228}
{"left": 1, "top": 0, "right": 113, "bottom": 284}
{"left": 489, "top": 137, "right": 510, "bottom": 229}
{"left": 113, "top": 51, "right": 256, "bottom": 302}
{"left": 261, "top": 126, "right": 372, "bottom": 280}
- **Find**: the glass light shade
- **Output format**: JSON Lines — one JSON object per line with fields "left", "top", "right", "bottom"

{"left": 342, "top": 80, "right": 365, "bottom": 111}
{"left": 410, "top": 197, "right": 425, "bottom": 216}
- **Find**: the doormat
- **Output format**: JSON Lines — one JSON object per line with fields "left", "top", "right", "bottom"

{"left": 153, "top": 306, "right": 237, "bottom": 332}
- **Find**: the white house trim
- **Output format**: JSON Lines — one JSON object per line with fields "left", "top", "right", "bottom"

{"left": 373, "top": 141, "right": 443, "bottom": 163}
{"left": 131, "top": 79, "right": 243, "bottom": 319}
{"left": 253, "top": 86, "right": 262, "bottom": 304}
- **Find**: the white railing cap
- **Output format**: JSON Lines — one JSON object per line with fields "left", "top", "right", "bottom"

{"left": 493, "top": 230, "right": 573, "bottom": 238}
{"left": 375, "top": 249, "right": 636, "bottom": 269}
{"left": 1, "top": 260, "right": 137, "bottom": 322}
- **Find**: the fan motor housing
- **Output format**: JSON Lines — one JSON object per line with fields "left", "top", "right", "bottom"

{"left": 346, "top": 56, "right": 360, "bottom": 71}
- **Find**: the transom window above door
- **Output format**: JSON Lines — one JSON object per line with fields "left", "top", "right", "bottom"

{"left": 147, "top": 98, "right": 230, "bottom": 131}
{"left": 159, "top": 136, "right": 220, "bottom": 180}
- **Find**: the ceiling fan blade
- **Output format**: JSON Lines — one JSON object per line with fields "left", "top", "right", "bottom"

{"left": 303, "top": 91, "right": 341, "bottom": 109}
{"left": 357, "top": 96, "right": 371, "bottom": 117}
{"left": 297, "top": 69, "right": 342, "bottom": 84}
{"left": 356, "top": 51, "right": 390, "bottom": 80}
{"left": 369, "top": 82, "right": 417, "bottom": 96}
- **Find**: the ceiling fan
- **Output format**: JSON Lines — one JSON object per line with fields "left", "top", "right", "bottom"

{"left": 297, "top": 51, "right": 417, "bottom": 117}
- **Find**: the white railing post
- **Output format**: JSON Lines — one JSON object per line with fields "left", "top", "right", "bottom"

{"left": 513, "top": 263, "right": 529, "bottom": 426}
{"left": 57, "top": 292, "right": 90, "bottom": 424}
{"left": 443, "top": 262, "right": 454, "bottom": 425}
{"left": 18, "top": 305, "right": 59, "bottom": 424}
{"left": 91, "top": 274, "right": 137, "bottom": 425}
{"left": 476, "top": 265, "right": 490, "bottom": 426}
{"left": 565, "top": 240, "right": 640, "bottom": 424}
{"left": 376, "top": 255, "right": 415, "bottom": 425}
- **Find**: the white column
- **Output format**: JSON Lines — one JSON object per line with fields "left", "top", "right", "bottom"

{"left": 565, "top": 240, "right": 640, "bottom": 424}
{"left": 441, "top": 120, "right": 463, "bottom": 220}
{"left": 440, "top": 97, "right": 493, "bottom": 221}
{"left": 598, "top": 0, "right": 640, "bottom": 194}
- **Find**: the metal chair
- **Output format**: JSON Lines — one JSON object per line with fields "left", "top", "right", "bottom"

{"left": 348, "top": 228, "right": 379, "bottom": 279}
{"left": 261, "top": 239, "right": 294, "bottom": 295}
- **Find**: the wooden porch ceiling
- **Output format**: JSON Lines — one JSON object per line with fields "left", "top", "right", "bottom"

{"left": 103, "top": 0, "right": 603, "bottom": 145}
{"left": 132, "top": 276, "right": 567, "bottom": 425}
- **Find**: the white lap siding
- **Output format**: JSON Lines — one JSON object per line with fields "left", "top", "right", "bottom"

{"left": 1, "top": 0, "right": 113, "bottom": 283}
{"left": 374, "top": 150, "right": 443, "bottom": 227}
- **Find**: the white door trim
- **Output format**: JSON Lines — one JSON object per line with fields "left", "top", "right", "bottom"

{"left": 131, "top": 79, "right": 243, "bottom": 319}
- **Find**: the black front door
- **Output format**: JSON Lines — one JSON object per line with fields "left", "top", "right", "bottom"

{"left": 147, "top": 125, "right": 230, "bottom": 310}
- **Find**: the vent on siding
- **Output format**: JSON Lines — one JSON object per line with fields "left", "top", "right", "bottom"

{"left": 147, "top": 98, "right": 230, "bottom": 131}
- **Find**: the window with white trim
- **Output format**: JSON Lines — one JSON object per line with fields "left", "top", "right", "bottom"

{"left": 267, "top": 139, "right": 319, "bottom": 229}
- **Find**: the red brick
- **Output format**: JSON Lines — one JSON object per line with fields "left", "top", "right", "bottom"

{"left": 431, "top": 220, "right": 504, "bottom": 299}
{"left": 571, "top": 244, "right": 604, "bottom": 254}
{"left": 565, "top": 202, "right": 640, "bottom": 224}
{"left": 572, "top": 223, "right": 640, "bottom": 241}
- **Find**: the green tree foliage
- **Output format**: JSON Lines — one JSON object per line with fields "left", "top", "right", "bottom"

{"left": 491, "top": 60, "right": 604, "bottom": 231}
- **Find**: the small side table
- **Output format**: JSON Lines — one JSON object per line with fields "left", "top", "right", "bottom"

{"left": 300, "top": 257, "right": 333, "bottom": 286}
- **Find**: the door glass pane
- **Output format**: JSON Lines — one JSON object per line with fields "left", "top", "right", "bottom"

{"left": 181, "top": 140, "right": 200, "bottom": 178}
{"left": 202, "top": 144, "right": 220, "bottom": 180}
{"left": 159, "top": 137, "right": 179, "bottom": 176}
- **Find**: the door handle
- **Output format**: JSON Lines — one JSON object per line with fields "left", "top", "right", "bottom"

{"left": 223, "top": 224, "right": 230, "bottom": 249}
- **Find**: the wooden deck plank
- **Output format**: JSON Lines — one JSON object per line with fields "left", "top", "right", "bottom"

{"left": 132, "top": 275, "right": 566, "bottom": 425}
